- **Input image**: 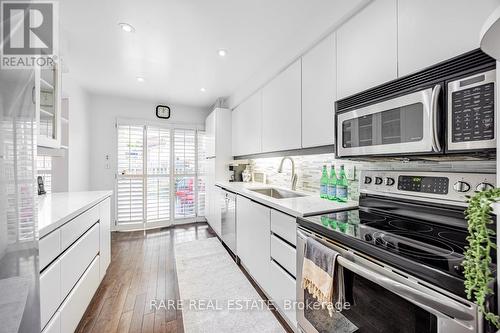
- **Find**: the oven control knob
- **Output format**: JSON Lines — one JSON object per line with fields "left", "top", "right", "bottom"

{"left": 375, "top": 177, "right": 383, "bottom": 185}
{"left": 364, "top": 176, "right": 372, "bottom": 184}
{"left": 475, "top": 182, "right": 494, "bottom": 192}
{"left": 364, "top": 234, "right": 373, "bottom": 242}
{"left": 385, "top": 177, "right": 395, "bottom": 186}
{"left": 453, "top": 181, "right": 470, "bottom": 193}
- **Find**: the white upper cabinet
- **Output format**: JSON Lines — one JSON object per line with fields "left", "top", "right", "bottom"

{"left": 205, "top": 111, "right": 216, "bottom": 157}
{"left": 398, "top": 0, "right": 500, "bottom": 77}
{"left": 336, "top": 0, "right": 398, "bottom": 99}
{"left": 262, "top": 59, "right": 302, "bottom": 152}
{"left": 302, "top": 33, "right": 336, "bottom": 148}
{"left": 232, "top": 91, "right": 262, "bottom": 156}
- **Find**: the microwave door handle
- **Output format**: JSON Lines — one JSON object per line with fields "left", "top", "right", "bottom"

{"left": 431, "top": 84, "right": 442, "bottom": 152}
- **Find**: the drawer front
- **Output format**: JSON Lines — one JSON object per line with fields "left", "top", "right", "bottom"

{"left": 270, "top": 234, "right": 296, "bottom": 277}
{"left": 60, "top": 223, "right": 100, "bottom": 298}
{"left": 99, "top": 197, "right": 111, "bottom": 280}
{"left": 270, "top": 210, "right": 296, "bottom": 245}
{"left": 60, "top": 255, "right": 100, "bottom": 333}
{"left": 40, "top": 229, "right": 61, "bottom": 271}
{"left": 61, "top": 205, "right": 99, "bottom": 250}
{"left": 42, "top": 311, "right": 60, "bottom": 333}
{"left": 269, "top": 260, "right": 297, "bottom": 327}
{"left": 40, "top": 260, "right": 61, "bottom": 328}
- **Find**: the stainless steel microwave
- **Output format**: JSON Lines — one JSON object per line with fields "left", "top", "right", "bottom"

{"left": 335, "top": 50, "right": 496, "bottom": 159}
{"left": 337, "top": 84, "right": 442, "bottom": 157}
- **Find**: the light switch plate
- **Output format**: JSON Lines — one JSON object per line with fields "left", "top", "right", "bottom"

{"left": 345, "top": 165, "right": 356, "bottom": 180}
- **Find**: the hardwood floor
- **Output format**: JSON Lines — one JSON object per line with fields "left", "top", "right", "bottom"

{"left": 75, "top": 223, "right": 216, "bottom": 333}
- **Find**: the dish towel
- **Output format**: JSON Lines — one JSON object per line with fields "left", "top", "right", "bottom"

{"left": 302, "top": 237, "right": 345, "bottom": 317}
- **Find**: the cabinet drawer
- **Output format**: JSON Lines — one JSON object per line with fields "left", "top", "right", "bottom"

{"left": 269, "top": 260, "right": 297, "bottom": 327}
{"left": 42, "top": 311, "right": 60, "bottom": 333}
{"left": 40, "top": 229, "right": 61, "bottom": 271}
{"left": 40, "top": 260, "right": 61, "bottom": 328}
{"left": 60, "top": 205, "right": 99, "bottom": 250}
{"left": 60, "top": 255, "right": 100, "bottom": 333}
{"left": 60, "top": 223, "right": 100, "bottom": 298}
{"left": 270, "top": 210, "right": 296, "bottom": 245}
{"left": 270, "top": 234, "right": 296, "bottom": 277}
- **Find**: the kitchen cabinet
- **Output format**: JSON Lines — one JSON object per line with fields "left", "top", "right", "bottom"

{"left": 398, "top": 0, "right": 500, "bottom": 77}
{"left": 236, "top": 195, "right": 271, "bottom": 292}
{"left": 262, "top": 59, "right": 302, "bottom": 152}
{"left": 336, "top": 0, "right": 398, "bottom": 99}
{"left": 232, "top": 91, "right": 262, "bottom": 156}
{"left": 204, "top": 108, "right": 232, "bottom": 232}
{"left": 302, "top": 33, "right": 336, "bottom": 148}
{"left": 36, "top": 64, "right": 62, "bottom": 148}
{"left": 99, "top": 197, "right": 111, "bottom": 280}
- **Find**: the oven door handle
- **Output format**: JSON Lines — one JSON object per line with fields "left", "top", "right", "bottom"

{"left": 297, "top": 229, "right": 473, "bottom": 321}
{"left": 431, "top": 84, "right": 442, "bottom": 152}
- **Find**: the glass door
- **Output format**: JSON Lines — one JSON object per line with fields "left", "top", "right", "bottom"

{"left": 36, "top": 64, "right": 61, "bottom": 148}
{"left": 116, "top": 124, "right": 205, "bottom": 230}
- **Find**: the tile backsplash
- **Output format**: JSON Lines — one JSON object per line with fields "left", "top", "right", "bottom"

{"left": 248, "top": 153, "right": 496, "bottom": 201}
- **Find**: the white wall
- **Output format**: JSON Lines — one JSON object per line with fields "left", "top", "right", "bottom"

{"left": 88, "top": 93, "right": 209, "bottom": 224}
{"left": 63, "top": 74, "right": 92, "bottom": 192}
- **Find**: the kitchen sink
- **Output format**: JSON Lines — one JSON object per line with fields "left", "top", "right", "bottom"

{"left": 249, "top": 188, "right": 306, "bottom": 199}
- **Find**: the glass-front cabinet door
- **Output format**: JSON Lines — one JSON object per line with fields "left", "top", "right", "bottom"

{"left": 35, "top": 64, "right": 61, "bottom": 148}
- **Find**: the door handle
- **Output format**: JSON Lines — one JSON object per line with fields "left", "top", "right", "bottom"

{"left": 430, "top": 84, "right": 442, "bottom": 152}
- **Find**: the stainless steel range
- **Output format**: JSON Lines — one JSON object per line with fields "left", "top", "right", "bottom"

{"left": 296, "top": 170, "right": 497, "bottom": 333}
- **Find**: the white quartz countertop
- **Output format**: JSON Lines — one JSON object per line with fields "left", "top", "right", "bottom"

{"left": 216, "top": 182, "right": 358, "bottom": 217}
{"left": 38, "top": 191, "right": 112, "bottom": 238}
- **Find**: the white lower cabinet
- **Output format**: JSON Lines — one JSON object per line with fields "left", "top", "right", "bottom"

{"left": 39, "top": 196, "right": 111, "bottom": 333}
{"left": 99, "top": 198, "right": 111, "bottom": 280}
{"left": 60, "top": 256, "right": 100, "bottom": 333}
{"left": 40, "top": 260, "right": 61, "bottom": 328}
{"left": 42, "top": 311, "right": 60, "bottom": 333}
{"left": 269, "top": 260, "right": 297, "bottom": 326}
{"left": 60, "top": 223, "right": 100, "bottom": 298}
{"left": 236, "top": 195, "right": 271, "bottom": 293}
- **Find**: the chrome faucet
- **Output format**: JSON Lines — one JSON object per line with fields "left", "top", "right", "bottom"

{"left": 278, "top": 156, "right": 298, "bottom": 191}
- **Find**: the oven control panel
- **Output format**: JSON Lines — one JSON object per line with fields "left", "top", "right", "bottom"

{"left": 361, "top": 171, "right": 496, "bottom": 205}
{"left": 397, "top": 176, "right": 449, "bottom": 194}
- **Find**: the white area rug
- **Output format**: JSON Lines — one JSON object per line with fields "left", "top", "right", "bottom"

{"left": 175, "top": 237, "right": 285, "bottom": 333}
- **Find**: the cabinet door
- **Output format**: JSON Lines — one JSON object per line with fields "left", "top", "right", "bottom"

{"left": 211, "top": 186, "right": 222, "bottom": 236}
{"left": 337, "top": 0, "right": 397, "bottom": 99}
{"left": 302, "top": 34, "right": 336, "bottom": 148}
{"left": 205, "top": 111, "right": 216, "bottom": 157}
{"left": 236, "top": 196, "right": 271, "bottom": 293}
{"left": 232, "top": 92, "right": 262, "bottom": 156}
{"left": 99, "top": 197, "right": 111, "bottom": 280}
{"left": 398, "top": 0, "right": 500, "bottom": 77}
{"left": 262, "top": 60, "right": 302, "bottom": 152}
{"left": 37, "top": 63, "right": 62, "bottom": 148}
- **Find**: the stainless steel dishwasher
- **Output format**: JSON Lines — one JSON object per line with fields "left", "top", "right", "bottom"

{"left": 220, "top": 189, "right": 237, "bottom": 255}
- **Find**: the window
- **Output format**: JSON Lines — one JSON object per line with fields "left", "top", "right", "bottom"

{"left": 37, "top": 155, "right": 52, "bottom": 194}
{"left": 197, "top": 131, "right": 207, "bottom": 216}
{"left": 116, "top": 124, "right": 205, "bottom": 228}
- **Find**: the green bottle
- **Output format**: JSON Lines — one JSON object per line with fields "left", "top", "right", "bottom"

{"left": 327, "top": 165, "right": 337, "bottom": 200}
{"left": 336, "top": 165, "right": 348, "bottom": 202}
{"left": 320, "top": 165, "right": 328, "bottom": 199}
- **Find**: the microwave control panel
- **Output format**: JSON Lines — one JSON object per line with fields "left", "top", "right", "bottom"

{"left": 451, "top": 82, "right": 494, "bottom": 143}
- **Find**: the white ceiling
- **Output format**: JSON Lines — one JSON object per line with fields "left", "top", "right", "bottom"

{"left": 60, "top": 0, "right": 364, "bottom": 108}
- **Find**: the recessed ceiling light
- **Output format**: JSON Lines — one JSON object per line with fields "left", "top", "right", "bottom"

{"left": 136, "top": 76, "right": 145, "bottom": 82}
{"left": 200, "top": 87, "right": 206, "bottom": 92}
{"left": 119, "top": 22, "right": 135, "bottom": 33}
{"left": 217, "top": 49, "right": 228, "bottom": 57}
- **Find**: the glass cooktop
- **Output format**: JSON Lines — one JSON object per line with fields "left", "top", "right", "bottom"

{"left": 298, "top": 207, "right": 491, "bottom": 297}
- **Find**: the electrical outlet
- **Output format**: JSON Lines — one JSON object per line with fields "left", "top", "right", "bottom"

{"left": 345, "top": 165, "right": 356, "bottom": 180}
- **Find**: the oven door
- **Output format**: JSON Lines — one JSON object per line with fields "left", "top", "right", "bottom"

{"left": 337, "top": 85, "right": 442, "bottom": 157}
{"left": 296, "top": 228, "right": 480, "bottom": 333}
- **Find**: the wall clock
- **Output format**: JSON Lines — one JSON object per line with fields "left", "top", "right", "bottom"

{"left": 156, "top": 105, "right": 171, "bottom": 119}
